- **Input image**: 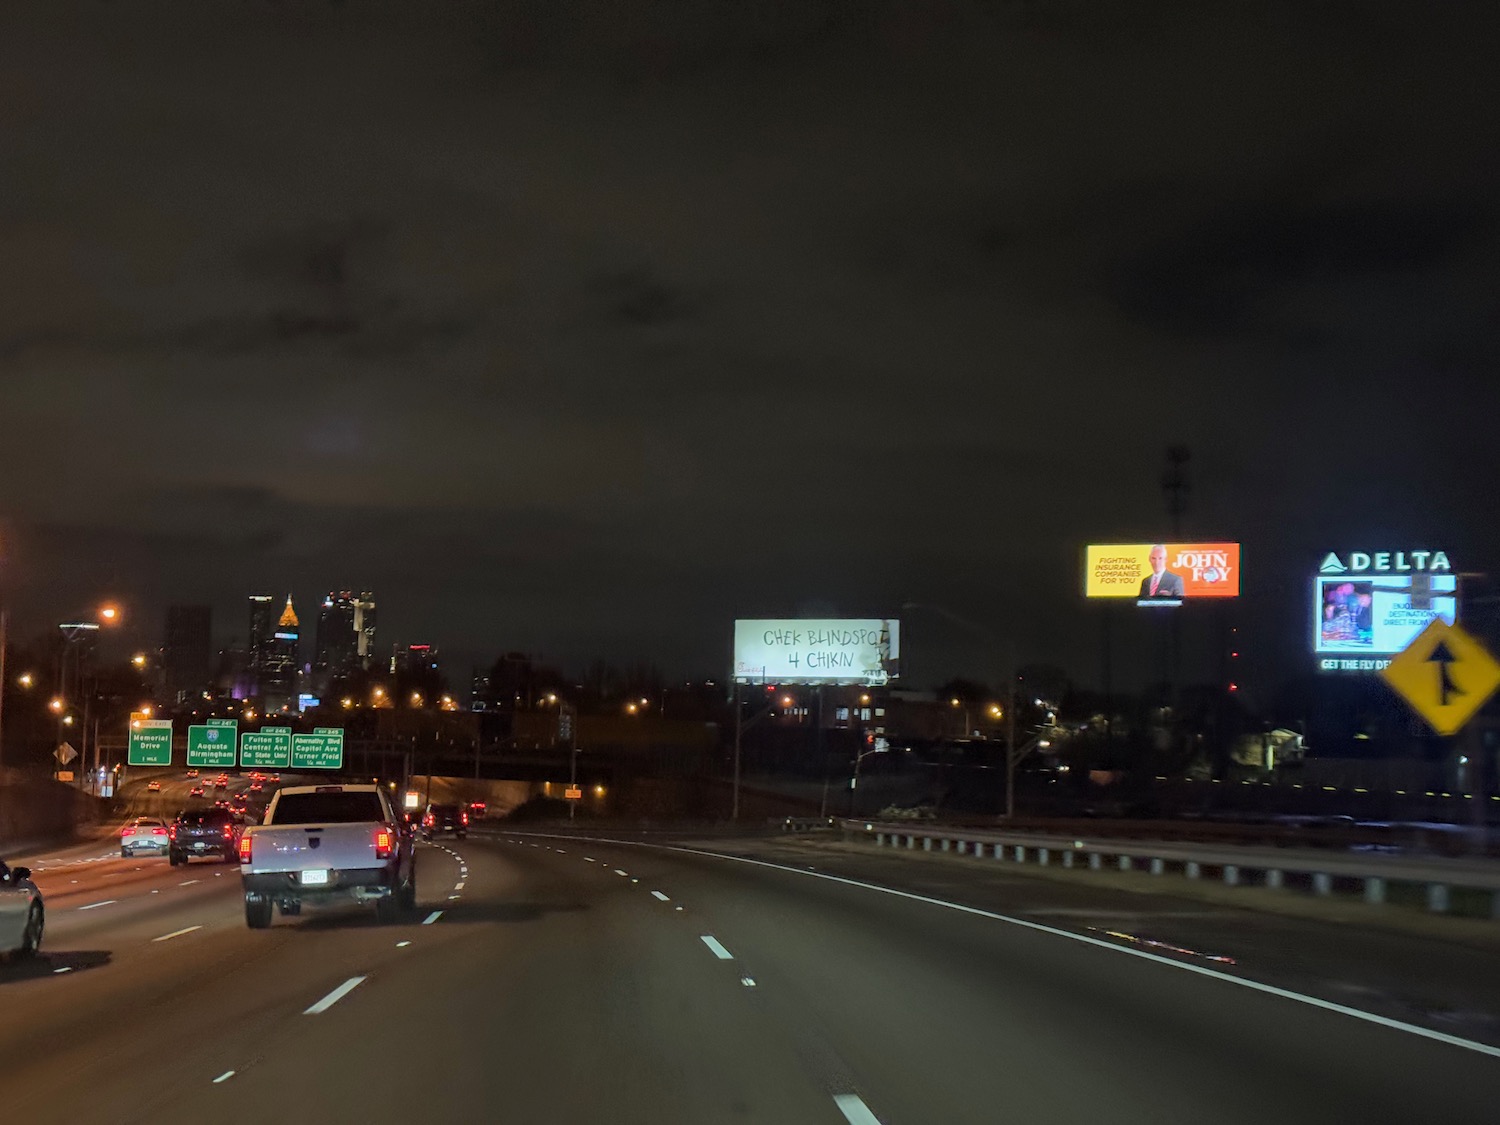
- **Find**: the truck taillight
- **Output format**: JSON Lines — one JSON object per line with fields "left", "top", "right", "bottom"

{"left": 224, "top": 824, "right": 235, "bottom": 837}
{"left": 169, "top": 825, "right": 177, "bottom": 840}
{"left": 238, "top": 835, "right": 253, "bottom": 864}
{"left": 374, "top": 828, "right": 394, "bottom": 860}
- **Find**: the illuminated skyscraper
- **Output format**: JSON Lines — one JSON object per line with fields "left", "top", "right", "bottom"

{"left": 247, "top": 594, "right": 275, "bottom": 685}
{"left": 261, "top": 596, "right": 300, "bottom": 714}
{"left": 314, "top": 591, "right": 376, "bottom": 692}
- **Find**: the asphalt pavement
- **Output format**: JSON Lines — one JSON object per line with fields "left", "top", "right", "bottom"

{"left": 3, "top": 819, "right": 1499, "bottom": 1124}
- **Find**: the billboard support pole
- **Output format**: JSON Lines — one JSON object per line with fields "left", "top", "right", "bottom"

{"left": 731, "top": 679, "right": 742, "bottom": 821}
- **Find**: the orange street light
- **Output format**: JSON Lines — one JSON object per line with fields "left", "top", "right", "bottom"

{"left": 132, "top": 653, "right": 148, "bottom": 669}
{"left": 17, "top": 672, "right": 34, "bottom": 688}
{"left": 48, "top": 696, "right": 65, "bottom": 713}
{"left": 99, "top": 604, "right": 121, "bottom": 625}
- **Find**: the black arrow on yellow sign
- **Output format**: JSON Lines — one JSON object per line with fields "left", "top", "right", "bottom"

{"left": 1426, "top": 640, "right": 1464, "bottom": 706}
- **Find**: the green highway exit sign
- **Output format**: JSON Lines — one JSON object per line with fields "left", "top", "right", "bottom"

{"left": 128, "top": 719, "right": 174, "bottom": 766}
{"left": 187, "top": 719, "right": 238, "bottom": 768}
{"left": 292, "top": 728, "right": 345, "bottom": 770}
{"left": 240, "top": 726, "right": 292, "bottom": 769}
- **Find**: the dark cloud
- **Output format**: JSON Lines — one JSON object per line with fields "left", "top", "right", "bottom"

{"left": 1110, "top": 198, "right": 1485, "bottom": 335}
{"left": 1, "top": 1, "right": 1498, "bottom": 690}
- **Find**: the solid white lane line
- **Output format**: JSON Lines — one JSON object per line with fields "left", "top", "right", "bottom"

{"left": 212, "top": 1071, "right": 236, "bottom": 1084}
{"left": 423, "top": 910, "right": 443, "bottom": 925}
{"left": 833, "top": 1093, "right": 883, "bottom": 1124}
{"left": 665, "top": 844, "right": 1500, "bottom": 1063}
{"left": 304, "top": 976, "right": 367, "bottom": 1015}
{"left": 651, "top": 891, "right": 670, "bottom": 902}
{"left": 153, "top": 926, "right": 203, "bottom": 943}
{"left": 614, "top": 869, "right": 629, "bottom": 876}
{"left": 700, "top": 935, "right": 734, "bottom": 960}
{"left": 180, "top": 879, "right": 200, "bottom": 886}
{"left": 78, "top": 900, "right": 116, "bottom": 911}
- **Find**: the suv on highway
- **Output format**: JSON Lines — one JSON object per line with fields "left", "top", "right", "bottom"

{"left": 422, "top": 803, "right": 468, "bottom": 840}
{"left": 170, "top": 808, "right": 242, "bottom": 865}
{"left": 121, "top": 817, "right": 171, "bottom": 857}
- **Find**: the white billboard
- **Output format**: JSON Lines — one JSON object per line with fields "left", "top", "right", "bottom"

{"left": 733, "top": 619, "right": 900, "bottom": 685}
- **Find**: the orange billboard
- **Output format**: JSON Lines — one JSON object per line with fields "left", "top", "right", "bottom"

{"left": 1084, "top": 543, "right": 1240, "bottom": 600}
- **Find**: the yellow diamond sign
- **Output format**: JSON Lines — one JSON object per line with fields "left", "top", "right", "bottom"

{"left": 1381, "top": 619, "right": 1500, "bottom": 736}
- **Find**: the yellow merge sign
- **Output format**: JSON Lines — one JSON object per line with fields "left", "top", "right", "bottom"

{"left": 1381, "top": 618, "right": 1500, "bottom": 736}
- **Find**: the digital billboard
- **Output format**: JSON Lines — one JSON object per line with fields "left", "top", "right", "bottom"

{"left": 1313, "top": 549, "right": 1457, "bottom": 669}
{"left": 733, "top": 619, "right": 899, "bottom": 686}
{"left": 1084, "top": 543, "right": 1240, "bottom": 604}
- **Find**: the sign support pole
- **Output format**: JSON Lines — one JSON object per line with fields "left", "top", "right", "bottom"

{"left": 731, "top": 679, "right": 742, "bottom": 821}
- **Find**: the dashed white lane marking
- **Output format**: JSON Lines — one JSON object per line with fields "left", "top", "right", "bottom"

{"left": 454, "top": 882, "right": 465, "bottom": 891}
{"left": 78, "top": 900, "right": 116, "bottom": 911}
{"left": 153, "top": 926, "right": 203, "bottom": 943}
{"left": 833, "top": 1093, "right": 883, "bottom": 1124}
{"left": 304, "top": 976, "right": 367, "bottom": 1015}
{"left": 614, "top": 869, "right": 629, "bottom": 877}
{"left": 651, "top": 891, "right": 670, "bottom": 902}
{"left": 53, "top": 966, "right": 73, "bottom": 974}
{"left": 180, "top": 880, "right": 200, "bottom": 886}
{"left": 741, "top": 977, "right": 757, "bottom": 988}
{"left": 700, "top": 935, "right": 734, "bottom": 960}
{"left": 397, "top": 941, "right": 412, "bottom": 948}
{"left": 675, "top": 906, "right": 684, "bottom": 911}
{"left": 423, "top": 910, "right": 444, "bottom": 925}
{"left": 631, "top": 878, "right": 639, "bottom": 884}
{"left": 448, "top": 894, "right": 461, "bottom": 900}
{"left": 212, "top": 1071, "right": 236, "bottom": 1085}
{"left": 584, "top": 857, "right": 595, "bottom": 863}
{"left": 555, "top": 849, "right": 565, "bottom": 854}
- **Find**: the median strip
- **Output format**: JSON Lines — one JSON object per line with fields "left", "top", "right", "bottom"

{"left": 304, "top": 976, "right": 367, "bottom": 1015}
{"left": 152, "top": 926, "right": 203, "bottom": 943}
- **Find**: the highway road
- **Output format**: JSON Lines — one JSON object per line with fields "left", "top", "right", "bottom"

{"left": 4, "top": 820, "right": 1500, "bottom": 1124}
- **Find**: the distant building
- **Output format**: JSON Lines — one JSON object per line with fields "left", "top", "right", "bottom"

{"left": 391, "top": 643, "right": 440, "bottom": 678}
{"left": 247, "top": 594, "right": 276, "bottom": 694}
{"left": 261, "top": 596, "right": 300, "bottom": 714}
{"left": 313, "top": 591, "right": 378, "bottom": 692}
{"left": 163, "top": 605, "right": 213, "bottom": 704}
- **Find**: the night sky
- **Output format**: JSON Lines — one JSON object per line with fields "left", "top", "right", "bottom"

{"left": 2, "top": 2, "right": 1497, "bottom": 694}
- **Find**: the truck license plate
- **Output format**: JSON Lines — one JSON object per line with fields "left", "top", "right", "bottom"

{"left": 300, "top": 869, "right": 330, "bottom": 886}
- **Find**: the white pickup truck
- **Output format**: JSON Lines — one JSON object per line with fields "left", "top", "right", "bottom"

{"left": 238, "top": 784, "right": 417, "bottom": 928}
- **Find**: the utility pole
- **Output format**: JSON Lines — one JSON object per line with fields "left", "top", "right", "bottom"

{"left": 1006, "top": 669, "right": 1018, "bottom": 820}
{"left": 0, "top": 607, "right": 8, "bottom": 771}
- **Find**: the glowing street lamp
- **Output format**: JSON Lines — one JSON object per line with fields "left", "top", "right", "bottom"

{"left": 17, "top": 673, "right": 33, "bottom": 688}
{"left": 49, "top": 697, "right": 65, "bottom": 714}
{"left": 132, "top": 653, "right": 148, "bottom": 669}
{"left": 98, "top": 604, "right": 121, "bottom": 625}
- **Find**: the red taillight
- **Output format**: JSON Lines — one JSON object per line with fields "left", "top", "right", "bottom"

{"left": 224, "top": 824, "right": 235, "bottom": 837}
{"left": 238, "top": 835, "right": 252, "bottom": 864}
{"left": 153, "top": 827, "right": 168, "bottom": 835}
{"left": 374, "top": 828, "right": 394, "bottom": 860}
{"left": 461, "top": 812, "right": 469, "bottom": 825}
{"left": 424, "top": 815, "right": 434, "bottom": 826}
{"left": 121, "top": 826, "right": 132, "bottom": 837}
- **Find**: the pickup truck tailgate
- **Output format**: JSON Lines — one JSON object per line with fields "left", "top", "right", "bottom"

{"left": 248, "top": 823, "right": 387, "bottom": 875}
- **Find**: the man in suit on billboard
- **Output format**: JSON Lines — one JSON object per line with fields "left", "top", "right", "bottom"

{"left": 1139, "top": 544, "right": 1185, "bottom": 599}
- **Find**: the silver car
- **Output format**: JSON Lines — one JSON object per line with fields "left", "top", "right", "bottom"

{"left": 121, "top": 816, "right": 170, "bottom": 857}
{"left": 0, "top": 859, "right": 44, "bottom": 959}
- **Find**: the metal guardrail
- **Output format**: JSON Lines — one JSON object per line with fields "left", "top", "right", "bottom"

{"left": 839, "top": 820, "right": 1500, "bottom": 919}
{"left": 777, "top": 816, "right": 837, "bottom": 833}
